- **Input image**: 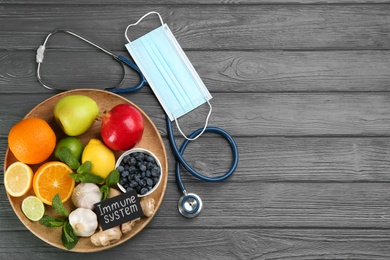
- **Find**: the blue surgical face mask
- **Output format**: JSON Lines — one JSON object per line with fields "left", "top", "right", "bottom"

{"left": 125, "top": 12, "right": 212, "bottom": 140}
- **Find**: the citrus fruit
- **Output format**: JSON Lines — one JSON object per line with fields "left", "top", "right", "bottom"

{"left": 33, "top": 161, "right": 75, "bottom": 205}
{"left": 4, "top": 161, "right": 33, "bottom": 197}
{"left": 21, "top": 196, "right": 45, "bottom": 221}
{"left": 82, "top": 139, "right": 115, "bottom": 180}
{"left": 54, "top": 137, "right": 84, "bottom": 161}
{"left": 8, "top": 118, "right": 56, "bottom": 164}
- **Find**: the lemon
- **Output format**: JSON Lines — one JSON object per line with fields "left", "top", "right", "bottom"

{"left": 54, "top": 137, "right": 84, "bottom": 161}
{"left": 82, "top": 139, "right": 115, "bottom": 180}
{"left": 4, "top": 162, "right": 33, "bottom": 197}
{"left": 22, "top": 196, "right": 45, "bottom": 221}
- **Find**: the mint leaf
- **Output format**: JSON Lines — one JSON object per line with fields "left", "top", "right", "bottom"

{"left": 77, "top": 161, "right": 92, "bottom": 175}
{"left": 69, "top": 160, "right": 104, "bottom": 184}
{"left": 105, "top": 170, "right": 120, "bottom": 187}
{"left": 62, "top": 222, "right": 78, "bottom": 250}
{"left": 100, "top": 170, "right": 120, "bottom": 200}
{"left": 52, "top": 194, "right": 69, "bottom": 217}
{"left": 70, "top": 172, "right": 104, "bottom": 184}
{"left": 58, "top": 147, "right": 80, "bottom": 170}
{"left": 39, "top": 215, "right": 66, "bottom": 228}
{"left": 68, "top": 173, "right": 82, "bottom": 182}
{"left": 100, "top": 185, "right": 110, "bottom": 201}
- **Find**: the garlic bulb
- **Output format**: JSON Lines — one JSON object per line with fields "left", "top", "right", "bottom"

{"left": 68, "top": 208, "right": 98, "bottom": 237}
{"left": 72, "top": 182, "right": 102, "bottom": 210}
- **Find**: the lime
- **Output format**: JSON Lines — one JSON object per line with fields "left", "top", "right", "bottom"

{"left": 21, "top": 196, "right": 45, "bottom": 221}
{"left": 55, "top": 137, "right": 84, "bottom": 161}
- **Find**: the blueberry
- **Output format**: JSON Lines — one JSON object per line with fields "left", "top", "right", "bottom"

{"left": 119, "top": 179, "right": 127, "bottom": 186}
{"left": 139, "top": 179, "right": 146, "bottom": 187}
{"left": 151, "top": 166, "right": 160, "bottom": 177}
{"left": 153, "top": 177, "right": 159, "bottom": 185}
{"left": 146, "top": 170, "right": 151, "bottom": 177}
{"left": 130, "top": 180, "right": 138, "bottom": 188}
{"left": 129, "top": 156, "right": 136, "bottom": 166}
{"left": 129, "top": 165, "right": 136, "bottom": 174}
{"left": 126, "top": 187, "right": 133, "bottom": 192}
{"left": 146, "top": 156, "right": 155, "bottom": 163}
{"left": 146, "top": 178, "right": 153, "bottom": 186}
{"left": 140, "top": 187, "right": 148, "bottom": 195}
{"left": 117, "top": 165, "right": 124, "bottom": 172}
{"left": 121, "top": 171, "right": 129, "bottom": 177}
{"left": 135, "top": 152, "right": 144, "bottom": 161}
{"left": 124, "top": 155, "right": 131, "bottom": 163}
{"left": 139, "top": 164, "right": 147, "bottom": 172}
{"left": 146, "top": 162, "right": 153, "bottom": 170}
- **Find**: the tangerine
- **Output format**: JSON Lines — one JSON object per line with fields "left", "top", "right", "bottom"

{"left": 33, "top": 161, "right": 75, "bottom": 205}
{"left": 8, "top": 118, "right": 56, "bottom": 164}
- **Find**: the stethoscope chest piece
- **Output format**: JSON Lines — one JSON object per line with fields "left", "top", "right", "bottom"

{"left": 178, "top": 192, "right": 203, "bottom": 218}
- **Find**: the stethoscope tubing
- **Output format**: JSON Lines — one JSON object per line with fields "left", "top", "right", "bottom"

{"left": 166, "top": 115, "right": 239, "bottom": 193}
{"left": 36, "top": 29, "right": 147, "bottom": 93}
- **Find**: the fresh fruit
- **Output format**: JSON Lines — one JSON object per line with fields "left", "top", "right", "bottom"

{"left": 117, "top": 151, "right": 161, "bottom": 196}
{"left": 21, "top": 196, "right": 45, "bottom": 221}
{"left": 101, "top": 103, "right": 144, "bottom": 151}
{"left": 8, "top": 118, "right": 56, "bottom": 164}
{"left": 4, "top": 162, "right": 34, "bottom": 197}
{"left": 33, "top": 161, "right": 75, "bottom": 205}
{"left": 81, "top": 139, "right": 115, "bottom": 180}
{"left": 54, "top": 137, "right": 84, "bottom": 161}
{"left": 53, "top": 95, "right": 99, "bottom": 136}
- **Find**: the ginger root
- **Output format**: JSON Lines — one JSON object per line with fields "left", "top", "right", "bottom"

{"left": 108, "top": 187, "right": 122, "bottom": 198}
{"left": 121, "top": 197, "right": 155, "bottom": 234}
{"left": 91, "top": 226, "right": 122, "bottom": 246}
{"left": 140, "top": 197, "right": 155, "bottom": 217}
{"left": 121, "top": 218, "right": 140, "bottom": 234}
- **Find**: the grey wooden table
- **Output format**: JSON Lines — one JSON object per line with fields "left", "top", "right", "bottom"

{"left": 1, "top": 1, "right": 390, "bottom": 259}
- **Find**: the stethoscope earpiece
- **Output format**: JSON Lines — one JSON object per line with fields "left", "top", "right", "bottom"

{"left": 178, "top": 192, "right": 203, "bottom": 218}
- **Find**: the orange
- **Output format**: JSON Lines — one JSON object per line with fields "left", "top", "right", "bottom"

{"left": 33, "top": 161, "right": 75, "bottom": 205}
{"left": 4, "top": 162, "right": 34, "bottom": 197}
{"left": 8, "top": 118, "right": 56, "bottom": 164}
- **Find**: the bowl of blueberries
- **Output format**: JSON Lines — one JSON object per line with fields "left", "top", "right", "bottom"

{"left": 116, "top": 148, "right": 162, "bottom": 197}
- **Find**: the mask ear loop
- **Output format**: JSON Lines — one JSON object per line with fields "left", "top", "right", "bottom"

{"left": 174, "top": 100, "right": 213, "bottom": 141}
{"left": 125, "top": 11, "right": 164, "bottom": 43}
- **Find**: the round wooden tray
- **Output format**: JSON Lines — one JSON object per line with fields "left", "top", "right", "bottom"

{"left": 4, "top": 89, "right": 168, "bottom": 252}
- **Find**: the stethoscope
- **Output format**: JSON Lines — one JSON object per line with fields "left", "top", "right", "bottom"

{"left": 36, "top": 29, "right": 239, "bottom": 218}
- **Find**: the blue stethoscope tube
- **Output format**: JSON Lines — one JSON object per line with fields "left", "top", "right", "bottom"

{"left": 166, "top": 115, "right": 239, "bottom": 193}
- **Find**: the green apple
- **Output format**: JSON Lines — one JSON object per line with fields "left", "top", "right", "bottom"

{"left": 54, "top": 95, "right": 99, "bottom": 136}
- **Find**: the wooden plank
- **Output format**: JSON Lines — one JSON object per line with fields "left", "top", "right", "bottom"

{"left": 0, "top": 5, "right": 389, "bottom": 50}
{"left": 2, "top": 50, "right": 390, "bottom": 94}
{"left": 0, "top": 228, "right": 389, "bottom": 259}
{"left": 163, "top": 137, "right": 390, "bottom": 183}
{"left": 2, "top": 92, "right": 390, "bottom": 137}
{"left": 3, "top": 0, "right": 390, "bottom": 4}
